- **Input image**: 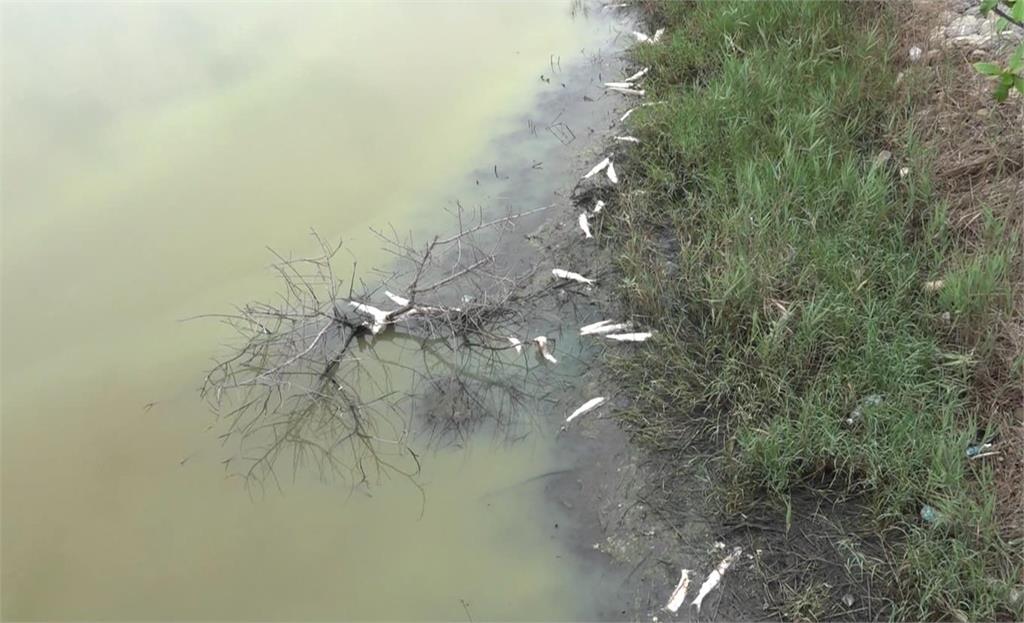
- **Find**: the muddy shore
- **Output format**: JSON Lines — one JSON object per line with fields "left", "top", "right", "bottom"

{"left": 425, "top": 9, "right": 740, "bottom": 621}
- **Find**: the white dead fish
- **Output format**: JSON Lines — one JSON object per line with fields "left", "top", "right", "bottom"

{"left": 579, "top": 319, "right": 614, "bottom": 333}
{"left": 665, "top": 569, "right": 692, "bottom": 613}
{"left": 579, "top": 212, "right": 593, "bottom": 238}
{"left": 508, "top": 336, "right": 523, "bottom": 354}
{"left": 614, "top": 136, "right": 641, "bottom": 143}
{"left": 899, "top": 166, "right": 910, "bottom": 178}
{"left": 692, "top": 547, "right": 742, "bottom": 611}
{"left": 606, "top": 161, "right": 619, "bottom": 184}
{"left": 383, "top": 290, "right": 410, "bottom": 306}
{"left": 593, "top": 200, "right": 606, "bottom": 214}
{"left": 582, "top": 156, "right": 611, "bottom": 179}
{"left": 566, "top": 397, "right": 606, "bottom": 424}
{"left": 607, "top": 86, "right": 646, "bottom": 96}
{"left": 604, "top": 81, "right": 635, "bottom": 89}
{"left": 552, "top": 268, "right": 595, "bottom": 285}
{"left": 532, "top": 336, "right": 558, "bottom": 364}
{"left": 603, "top": 332, "right": 653, "bottom": 342}
{"left": 632, "top": 30, "right": 651, "bottom": 42}
{"left": 582, "top": 322, "right": 632, "bottom": 335}
{"left": 624, "top": 67, "right": 650, "bottom": 82}
{"left": 651, "top": 28, "right": 666, "bottom": 43}
{"left": 349, "top": 301, "right": 391, "bottom": 334}
{"left": 619, "top": 101, "right": 665, "bottom": 122}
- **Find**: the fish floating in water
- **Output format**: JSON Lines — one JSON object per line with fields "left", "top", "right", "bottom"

{"left": 665, "top": 569, "right": 692, "bottom": 613}
{"left": 624, "top": 67, "right": 650, "bottom": 82}
{"left": 507, "top": 336, "right": 523, "bottom": 354}
{"left": 619, "top": 101, "right": 667, "bottom": 122}
{"left": 383, "top": 290, "right": 409, "bottom": 306}
{"left": 580, "top": 321, "right": 633, "bottom": 336}
{"left": 606, "top": 161, "right": 619, "bottom": 184}
{"left": 692, "top": 547, "right": 742, "bottom": 611}
{"left": 632, "top": 28, "right": 665, "bottom": 43}
{"left": 532, "top": 336, "right": 558, "bottom": 364}
{"left": 579, "top": 212, "right": 593, "bottom": 238}
{"left": 552, "top": 268, "right": 595, "bottom": 285}
{"left": 582, "top": 156, "right": 611, "bottom": 179}
{"left": 592, "top": 200, "right": 606, "bottom": 214}
{"left": 566, "top": 397, "right": 606, "bottom": 424}
{"left": 606, "top": 86, "right": 646, "bottom": 97}
{"left": 602, "top": 332, "right": 653, "bottom": 342}
{"left": 349, "top": 301, "right": 394, "bottom": 334}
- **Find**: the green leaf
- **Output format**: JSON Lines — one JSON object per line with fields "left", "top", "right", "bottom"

{"left": 980, "top": 0, "right": 998, "bottom": 14}
{"left": 1001, "top": 72, "right": 1015, "bottom": 86}
{"left": 974, "top": 62, "right": 1003, "bottom": 76}
{"left": 1010, "top": 44, "right": 1024, "bottom": 72}
{"left": 996, "top": 16, "right": 1009, "bottom": 32}
{"left": 1014, "top": 76, "right": 1024, "bottom": 93}
{"left": 1014, "top": 0, "right": 1024, "bottom": 22}
{"left": 994, "top": 80, "right": 1011, "bottom": 102}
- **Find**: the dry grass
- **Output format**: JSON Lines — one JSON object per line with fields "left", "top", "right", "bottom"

{"left": 900, "top": 5, "right": 1024, "bottom": 543}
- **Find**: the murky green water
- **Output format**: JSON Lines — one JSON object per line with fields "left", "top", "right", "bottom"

{"left": 1, "top": 3, "right": 612, "bottom": 619}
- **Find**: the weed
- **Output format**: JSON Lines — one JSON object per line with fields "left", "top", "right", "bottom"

{"left": 609, "top": 1, "right": 1022, "bottom": 620}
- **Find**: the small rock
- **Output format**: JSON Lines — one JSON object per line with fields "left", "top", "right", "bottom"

{"left": 899, "top": 166, "right": 910, "bottom": 178}
{"left": 909, "top": 46, "right": 923, "bottom": 62}
{"left": 842, "top": 594, "right": 856, "bottom": 608}
{"left": 946, "top": 15, "right": 982, "bottom": 38}
{"left": 920, "top": 504, "right": 939, "bottom": 524}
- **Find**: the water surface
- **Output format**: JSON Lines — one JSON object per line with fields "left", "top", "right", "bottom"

{"left": 1, "top": 3, "right": 613, "bottom": 619}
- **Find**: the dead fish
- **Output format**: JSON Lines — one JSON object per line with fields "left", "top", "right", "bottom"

{"left": 508, "top": 336, "right": 523, "bottom": 354}
{"left": 665, "top": 569, "right": 692, "bottom": 613}
{"left": 606, "top": 161, "right": 619, "bottom": 184}
{"left": 579, "top": 319, "right": 613, "bottom": 333}
{"left": 384, "top": 290, "right": 410, "bottom": 306}
{"left": 592, "top": 199, "right": 606, "bottom": 214}
{"left": 614, "top": 136, "right": 640, "bottom": 143}
{"left": 566, "top": 397, "right": 606, "bottom": 424}
{"left": 532, "top": 336, "right": 558, "bottom": 364}
{"left": 581, "top": 322, "right": 632, "bottom": 335}
{"left": 552, "top": 268, "right": 595, "bottom": 285}
{"left": 349, "top": 301, "right": 392, "bottom": 334}
{"left": 604, "top": 81, "right": 635, "bottom": 89}
{"left": 579, "top": 212, "right": 593, "bottom": 238}
{"left": 620, "top": 100, "right": 667, "bottom": 122}
{"left": 624, "top": 67, "right": 650, "bottom": 82}
{"left": 603, "top": 332, "right": 653, "bottom": 342}
{"left": 634, "top": 28, "right": 665, "bottom": 44}
{"left": 607, "top": 86, "right": 646, "bottom": 96}
{"left": 582, "top": 156, "right": 611, "bottom": 179}
{"left": 692, "top": 547, "right": 742, "bottom": 611}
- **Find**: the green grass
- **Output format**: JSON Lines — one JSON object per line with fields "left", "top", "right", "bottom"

{"left": 608, "top": 1, "right": 1022, "bottom": 620}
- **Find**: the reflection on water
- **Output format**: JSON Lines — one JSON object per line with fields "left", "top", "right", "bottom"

{"left": 1, "top": 2, "right": 611, "bottom": 619}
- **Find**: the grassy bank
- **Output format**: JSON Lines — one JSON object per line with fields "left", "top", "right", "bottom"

{"left": 608, "top": 1, "right": 1022, "bottom": 620}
